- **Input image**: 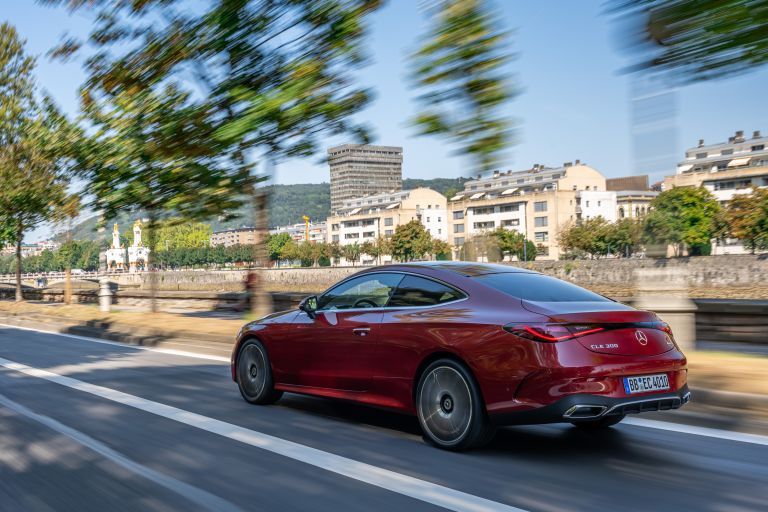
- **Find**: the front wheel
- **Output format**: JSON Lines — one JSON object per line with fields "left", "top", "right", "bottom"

{"left": 416, "top": 359, "right": 496, "bottom": 450}
{"left": 571, "top": 414, "right": 625, "bottom": 429}
{"left": 236, "top": 339, "right": 283, "bottom": 405}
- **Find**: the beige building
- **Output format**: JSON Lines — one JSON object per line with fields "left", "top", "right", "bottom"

{"left": 448, "top": 163, "right": 608, "bottom": 260}
{"left": 328, "top": 144, "right": 403, "bottom": 213}
{"left": 327, "top": 187, "right": 447, "bottom": 264}
{"left": 210, "top": 227, "right": 257, "bottom": 247}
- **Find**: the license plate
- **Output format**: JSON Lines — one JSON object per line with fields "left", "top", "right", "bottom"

{"left": 623, "top": 374, "right": 670, "bottom": 394}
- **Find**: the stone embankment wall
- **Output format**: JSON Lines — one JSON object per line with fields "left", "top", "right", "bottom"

{"left": 64, "top": 254, "right": 768, "bottom": 297}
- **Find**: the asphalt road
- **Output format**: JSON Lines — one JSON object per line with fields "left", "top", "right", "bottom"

{"left": 0, "top": 326, "right": 766, "bottom": 512}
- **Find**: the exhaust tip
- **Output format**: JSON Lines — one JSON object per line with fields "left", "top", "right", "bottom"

{"left": 563, "top": 405, "right": 607, "bottom": 419}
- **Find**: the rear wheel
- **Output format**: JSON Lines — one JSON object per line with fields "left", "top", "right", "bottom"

{"left": 571, "top": 414, "right": 625, "bottom": 429}
{"left": 236, "top": 340, "right": 283, "bottom": 405}
{"left": 416, "top": 359, "right": 496, "bottom": 450}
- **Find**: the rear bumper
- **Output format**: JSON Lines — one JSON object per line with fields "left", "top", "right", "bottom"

{"left": 490, "top": 385, "right": 691, "bottom": 426}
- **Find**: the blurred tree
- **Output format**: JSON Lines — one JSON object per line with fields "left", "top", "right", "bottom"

{"left": 46, "top": 0, "right": 382, "bottom": 316}
{"left": 411, "top": 0, "right": 515, "bottom": 172}
{"left": 390, "top": 220, "right": 433, "bottom": 262}
{"left": 52, "top": 193, "right": 81, "bottom": 304}
{"left": 643, "top": 187, "right": 725, "bottom": 256}
{"left": 0, "top": 23, "right": 79, "bottom": 301}
{"left": 726, "top": 187, "right": 768, "bottom": 254}
{"left": 613, "top": 0, "right": 768, "bottom": 83}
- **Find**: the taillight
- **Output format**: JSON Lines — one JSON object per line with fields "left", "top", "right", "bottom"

{"left": 503, "top": 323, "right": 605, "bottom": 342}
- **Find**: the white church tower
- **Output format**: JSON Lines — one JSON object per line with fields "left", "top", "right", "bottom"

{"left": 127, "top": 220, "right": 151, "bottom": 272}
{"left": 105, "top": 223, "right": 127, "bottom": 270}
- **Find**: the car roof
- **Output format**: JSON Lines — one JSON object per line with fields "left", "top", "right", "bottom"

{"left": 368, "top": 261, "right": 536, "bottom": 277}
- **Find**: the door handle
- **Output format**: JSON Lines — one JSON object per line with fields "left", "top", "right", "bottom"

{"left": 352, "top": 327, "right": 371, "bottom": 337}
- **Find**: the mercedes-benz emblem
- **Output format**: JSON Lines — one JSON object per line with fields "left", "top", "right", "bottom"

{"left": 635, "top": 330, "right": 648, "bottom": 345}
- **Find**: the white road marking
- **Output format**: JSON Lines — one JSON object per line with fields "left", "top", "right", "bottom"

{"left": 0, "top": 322, "right": 230, "bottom": 362}
{"left": 623, "top": 417, "right": 768, "bottom": 446}
{"left": 0, "top": 356, "right": 527, "bottom": 512}
{"left": 0, "top": 392, "right": 242, "bottom": 512}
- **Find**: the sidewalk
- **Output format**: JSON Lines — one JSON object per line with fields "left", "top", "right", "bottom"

{"left": 1, "top": 300, "right": 767, "bottom": 430}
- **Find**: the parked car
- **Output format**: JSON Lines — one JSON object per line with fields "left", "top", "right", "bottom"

{"left": 232, "top": 261, "right": 689, "bottom": 450}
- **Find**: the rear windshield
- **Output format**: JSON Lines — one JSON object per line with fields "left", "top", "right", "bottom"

{"left": 474, "top": 272, "right": 610, "bottom": 302}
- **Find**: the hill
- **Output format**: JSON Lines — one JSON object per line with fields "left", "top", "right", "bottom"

{"left": 58, "top": 177, "right": 468, "bottom": 241}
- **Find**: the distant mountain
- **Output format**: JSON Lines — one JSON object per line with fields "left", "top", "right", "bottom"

{"left": 58, "top": 177, "right": 469, "bottom": 241}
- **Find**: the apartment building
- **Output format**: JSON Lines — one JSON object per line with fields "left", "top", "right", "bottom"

{"left": 328, "top": 144, "right": 403, "bottom": 213}
{"left": 326, "top": 187, "right": 448, "bottom": 264}
{"left": 269, "top": 221, "right": 327, "bottom": 243}
{"left": 210, "top": 227, "right": 257, "bottom": 247}
{"left": 448, "top": 162, "right": 607, "bottom": 260}
{"left": 663, "top": 130, "right": 768, "bottom": 253}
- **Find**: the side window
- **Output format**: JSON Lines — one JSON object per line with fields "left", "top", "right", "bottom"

{"left": 388, "top": 275, "right": 465, "bottom": 308}
{"left": 317, "top": 273, "right": 403, "bottom": 310}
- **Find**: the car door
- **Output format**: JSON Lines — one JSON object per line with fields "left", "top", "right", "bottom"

{"left": 376, "top": 274, "right": 469, "bottom": 404}
{"left": 282, "top": 272, "right": 403, "bottom": 392}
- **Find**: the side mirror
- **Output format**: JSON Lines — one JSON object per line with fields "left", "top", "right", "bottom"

{"left": 299, "top": 295, "right": 318, "bottom": 318}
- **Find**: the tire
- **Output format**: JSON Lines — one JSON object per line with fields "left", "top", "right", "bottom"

{"left": 416, "top": 359, "right": 496, "bottom": 451}
{"left": 236, "top": 339, "right": 283, "bottom": 405}
{"left": 571, "top": 414, "right": 625, "bottom": 429}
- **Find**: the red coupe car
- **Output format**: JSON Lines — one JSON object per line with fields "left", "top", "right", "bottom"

{"left": 232, "top": 262, "right": 690, "bottom": 450}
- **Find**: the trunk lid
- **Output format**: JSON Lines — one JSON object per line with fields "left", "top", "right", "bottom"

{"left": 521, "top": 300, "right": 675, "bottom": 356}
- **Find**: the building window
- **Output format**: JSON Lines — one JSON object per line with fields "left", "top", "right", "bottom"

{"left": 473, "top": 207, "right": 494, "bottom": 215}
{"left": 534, "top": 201, "right": 547, "bottom": 212}
{"left": 752, "top": 144, "right": 765, "bottom": 151}
{"left": 534, "top": 231, "right": 549, "bottom": 242}
{"left": 499, "top": 204, "right": 519, "bottom": 213}
{"left": 473, "top": 221, "right": 495, "bottom": 229}
{"left": 332, "top": 235, "right": 339, "bottom": 242}
{"left": 384, "top": 217, "right": 393, "bottom": 226}
{"left": 331, "top": 224, "right": 339, "bottom": 231}
{"left": 721, "top": 149, "right": 733, "bottom": 155}
{"left": 437, "top": 217, "right": 441, "bottom": 222}
{"left": 517, "top": 179, "right": 524, "bottom": 184}
{"left": 585, "top": 201, "right": 590, "bottom": 207}
{"left": 597, "top": 201, "right": 601, "bottom": 207}
{"left": 363, "top": 231, "right": 375, "bottom": 238}
{"left": 453, "top": 211, "right": 464, "bottom": 220}
{"left": 345, "top": 233, "right": 359, "bottom": 239}
{"left": 454, "top": 224, "right": 465, "bottom": 233}
{"left": 534, "top": 216, "right": 548, "bottom": 227}
{"left": 501, "top": 219, "right": 519, "bottom": 227}
{"left": 362, "top": 219, "right": 375, "bottom": 226}
{"left": 696, "top": 152, "right": 707, "bottom": 159}
{"left": 385, "top": 229, "right": 393, "bottom": 236}
{"left": 454, "top": 237, "right": 465, "bottom": 246}
{"left": 536, "top": 245, "right": 549, "bottom": 256}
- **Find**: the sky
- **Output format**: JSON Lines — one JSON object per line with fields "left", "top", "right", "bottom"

{"left": 4, "top": 0, "right": 768, "bottom": 241}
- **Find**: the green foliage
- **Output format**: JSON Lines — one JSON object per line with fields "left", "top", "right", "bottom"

{"left": 155, "top": 220, "right": 212, "bottom": 250}
{"left": 643, "top": 186, "right": 724, "bottom": 254}
{"left": 411, "top": 0, "right": 515, "bottom": 172}
{"left": 0, "top": 240, "right": 102, "bottom": 273}
{"left": 726, "top": 187, "right": 768, "bottom": 254}
{"left": 559, "top": 217, "right": 643, "bottom": 259}
{"left": 390, "top": 220, "right": 433, "bottom": 262}
{"left": 266, "top": 233, "right": 293, "bottom": 261}
{"left": 153, "top": 244, "right": 255, "bottom": 270}
{"left": 490, "top": 228, "right": 536, "bottom": 261}
{"left": 613, "top": 0, "right": 768, "bottom": 83}
{"left": 341, "top": 242, "right": 362, "bottom": 265}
